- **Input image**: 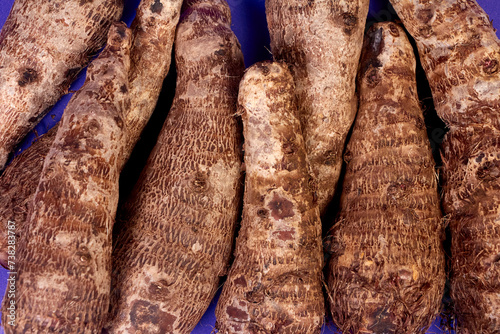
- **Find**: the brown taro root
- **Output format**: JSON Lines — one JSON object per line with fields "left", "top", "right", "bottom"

{"left": 0, "top": 0, "right": 124, "bottom": 170}
{"left": 0, "top": 0, "right": 183, "bottom": 269}
{"left": 266, "top": 0, "right": 369, "bottom": 214}
{"left": 0, "top": 22, "right": 131, "bottom": 333}
{"left": 215, "top": 61, "right": 325, "bottom": 334}
{"left": 105, "top": 0, "right": 245, "bottom": 332}
{"left": 123, "top": 0, "right": 183, "bottom": 161}
{"left": 326, "top": 23, "right": 446, "bottom": 334}
{"left": 388, "top": 0, "right": 500, "bottom": 332}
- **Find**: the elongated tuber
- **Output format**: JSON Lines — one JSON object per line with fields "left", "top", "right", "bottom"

{"left": 388, "top": 0, "right": 500, "bottom": 331}
{"left": 0, "top": 0, "right": 123, "bottom": 169}
{"left": 105, "top": 0, "right": 244, "bottom": 332}
{"left": 215, "top": 61, "right": 325, "bottom": 334}
{"left": 123, "top": 0, "right": 183, "bottom": 162}
{"left": 326, "top": 23, "right": 446, "bottom": 334}
{"left": 0, "top": 0, "right": 183, "bottom": 268}
{"left": 266, "top": 0, "right": 369, "bottom": 214}
{"left": 1, "top": 22, "right": 131, "bottom": 333}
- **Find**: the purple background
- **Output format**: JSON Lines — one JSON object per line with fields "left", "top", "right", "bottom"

{"left": 0, "top": 0, "right": 499, "bottom": 333}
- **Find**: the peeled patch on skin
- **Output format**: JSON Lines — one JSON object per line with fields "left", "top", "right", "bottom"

{"left": 150, "top": 0, "right": 163, "bottom": 14}
{"left": 268, "top": 193, "right": 295, "bottom": 220}
{"left": 129, "top": 300, "right": 177, "bottom": 333}
{"left": 225, "top": 306, "right": 249, "bottom": 321}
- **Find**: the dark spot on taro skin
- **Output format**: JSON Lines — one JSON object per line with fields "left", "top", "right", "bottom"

{"left": 234, "top": 276, "right": 247, "bottom": 287}
{"left": 151, "top": 0, "right": 164, "bottom": 14}
{"left": 476, "top": 153, "right": 485, "bottom": 163}
{"left": 482, "top": 58, "right": 499, "bottom": 75}
{"left": 418, "top": 25, "right": 433, "bottom": 38}
{"left": 130, "top": 300, "right": 177, "bottom": 332}
{"left": 272, "top": 229, "right": 296, "bottom": 241}
{"left": 257, "top": 208, "right": 268, "bottom": 218}
{"left": 74, "top": 246, "right": 91, "bottom": 266}
{"left": 130, "top": 300, "right": 158, "bottom": 325}
{"left": 268, "top": 193, "right": 294, "bottom": 220}
{"left": 120, "top": 84, "right": 128, "bottom": 93}
{"left": 86, "top": 119, "right": 101, "bottom": 134}
{"left": 344, "top": 149, "right": 353, "bottom": 163}
{"left": 18, "top": 68, "right": 39, "bottom": 87}
{"left": 114, "top": 116, "right": 124, "bottom": 129}
{"left": 116, "top": 25, "right": 127, "bottom": 38}
{"left": 365, "top": 68, "right": 381, "bottom": 87}
{"left": 226, "top": 306, "right": 249, "bottom": 321}
{"left": 191, "top": 172, "right": 208, "bottom": 193}
{"left": 388, "top": 23, "right": 400, "bottom": 37}
{"left": 417, "top": 8, "right": 434, "bottom": 24}
{"left": 477, "top": 160, "right": 500, "bottom": 180}
{"left": 436, "top": 55, "right": 449, "bottom": 65}
{"left": 342, "top": 12, "right": 357, "bottom": 35}
{"left": 63, "top": 134, "right": 81, "bottom": 151}
{"left": 256, "top": 61, "right": 271, "bottom": 76}
{"left": 214, "top": 49, "right": 226, "bottom": 56}
{"left": 324, "top": 150, "right": 335, "bottom": 165}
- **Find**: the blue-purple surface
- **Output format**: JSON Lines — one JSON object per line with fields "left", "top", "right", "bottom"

{"left": 0, "top": 0, "right": 499, "bottom": 333}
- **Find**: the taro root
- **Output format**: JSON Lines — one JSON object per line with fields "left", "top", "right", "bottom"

{"left": 215, "top": 61, "right": 325, "bottom": 334}
{"left": 1, "top": 22, "right": 132, "bottom": 333}
{"left": 326, "top": 23, "right": 446, "bottom": 334}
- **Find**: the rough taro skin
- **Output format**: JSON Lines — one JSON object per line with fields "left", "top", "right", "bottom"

{"left": 0, "top": 0, "right": 124, "bottom": 170}
{"left": 0, "top": 0, "right": 183, "bottom": 269}
{"left": 0, "top": 126, "right": 57, "bottom": 268}
{"left": 105, "top": 0, "right": 245, "bottom": 332}
{"left": 388, "top": 0, "right": 500, "bottom": 332}
{"left": 215, "top": 61, "right": 325, "bottom": 334}
{"left": 326, "top": 23, "right": 446, "bottom": 334}
{"left": 266, "top": 0, "right": 369, "bottom": 214}
{"left": 0, "top": 22, "right": 131, "bottom": 334}
{"left": 123, "top": 0, "right": 183, "bottom": 163}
